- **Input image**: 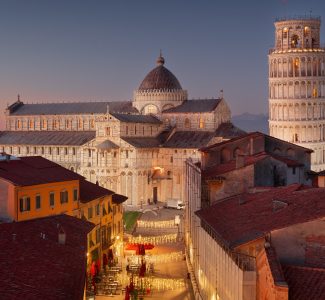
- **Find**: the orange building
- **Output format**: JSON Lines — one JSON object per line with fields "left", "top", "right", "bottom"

{"left": 0, "top": 154, "right": 128, "bottom": 272}
{"left": 0, "top": 155, "right": 82, "bottom": 222}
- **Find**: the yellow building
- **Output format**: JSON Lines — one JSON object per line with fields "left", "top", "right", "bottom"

{"left": 78, "top": 180, "right": 127, "bottom": 268}
{"left": 0, "top": 154, "right": 128, "bottom": 271}
{"left": 0, "top": 155, "right": 82, "bottom": 222}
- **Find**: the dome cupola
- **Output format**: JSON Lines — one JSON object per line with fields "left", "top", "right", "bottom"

{"left": 133, "top": 54, "right": 187, "bottom": 115}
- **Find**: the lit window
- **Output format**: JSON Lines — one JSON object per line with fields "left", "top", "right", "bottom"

{"left": 199, "top": 117, "right": 205, "bottom": 129}
{"left": 60, "top": 190, "right": 68, "bottom": 204}
{"left": 19, "top": 196, "right": 31, "bottom": 212}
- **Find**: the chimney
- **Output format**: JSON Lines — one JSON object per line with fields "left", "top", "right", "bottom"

{"left": 236, "top": 154, "right": 245, "bottom": 169}
{"left": 58, "top": 226, "right": 66, "bottom": 245}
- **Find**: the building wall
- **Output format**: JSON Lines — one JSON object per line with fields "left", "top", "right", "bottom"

{"left": 0, "top": 179, "right": 16, "bottom": 222}
{"left": 256, "top": 248, "right": 288, "bottom": 300}
{"left": 15, "top": 180, "right": 79, "bottom": 221}
{"left": 271, "top": 217, "right": 325, "bottom": 267}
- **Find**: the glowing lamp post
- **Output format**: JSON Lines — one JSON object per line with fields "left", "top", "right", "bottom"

{"left": 175, "top": 215, "right": 180, "bottom": 240}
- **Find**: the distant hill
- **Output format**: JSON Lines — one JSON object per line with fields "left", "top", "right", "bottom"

{"left": 232, "top": 113, "right": 269, "bottom": 134}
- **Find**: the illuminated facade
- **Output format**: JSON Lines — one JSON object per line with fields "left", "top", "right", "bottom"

{"left": 0, "top": 55, "right": 244, "bottom": 206}
{"left": 268, "top": 16, "right": 325, "bottom": 171}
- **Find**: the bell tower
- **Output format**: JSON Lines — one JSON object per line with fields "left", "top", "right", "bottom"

{"left": 268, "top": 16, "right": 325, "bottom": 171}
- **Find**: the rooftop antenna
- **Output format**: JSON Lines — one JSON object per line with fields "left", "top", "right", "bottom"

{"left": 17, "top": 94, "right": 21, "bottom": 102}
{"left": 219, "top": 89, "right": 224, "bottom": 99}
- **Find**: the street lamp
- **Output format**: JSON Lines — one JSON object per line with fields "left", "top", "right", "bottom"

{"left": 175, "top": 215, "right": 180, "bottom": 240}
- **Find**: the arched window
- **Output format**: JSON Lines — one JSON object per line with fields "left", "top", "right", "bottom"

{"left": 144, "top": 104, "right": 158, "bottom": 114}
{"left": 291, "top": 34, "right": 299, "bottom": 48}
{"left": 185, "top": 118, "right": 190, "bottom": 128}
{"left": 199, "top": 117, "right": 205, "bottom": 129}
{"left": 106, "top": 127, "right": 111, "bottom": 136}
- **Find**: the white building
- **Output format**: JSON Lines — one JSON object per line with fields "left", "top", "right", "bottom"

{"left": 268, "top": 16, "right": 325, "bottom": 171}
{"left": 0, "top": 54, "right": 244, "bottom": 206}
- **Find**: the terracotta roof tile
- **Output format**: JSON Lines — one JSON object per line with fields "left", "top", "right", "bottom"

{"left": 0, "top": 156, "right": 83, "bottom": 186}
{"left": 282, "top": 265, "right": 325, "bottom": 300}
{"left": 79, "top": 180, "right": 114, "bottom": 203}
{"left": 195, "top": 184, "right": 321, "bottom": 248}
{"left": 0, "top": 214, "right": 94, "bottom": 300}
{"left": 0, "top": 130, "right": 95, "bottom": 145}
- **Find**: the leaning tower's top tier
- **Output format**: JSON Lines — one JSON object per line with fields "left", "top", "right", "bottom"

{"left": 274, "top": 17, "right": 321, "bottom": 51}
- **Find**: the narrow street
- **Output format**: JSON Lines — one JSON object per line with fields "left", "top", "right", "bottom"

{"left": 97, "top": 204, "right": 194, "bottom": 300}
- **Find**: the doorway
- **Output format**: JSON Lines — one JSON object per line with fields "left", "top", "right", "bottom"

{"left": 153, "top": 187, "right": 158, "bottom": 204}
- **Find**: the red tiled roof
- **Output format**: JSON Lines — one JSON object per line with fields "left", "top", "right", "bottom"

{"left": 200, "top": 131, "right": 313, "bottom": 153}
{"left": 0, "top": 214, "right": 94, "bottom": 300}
{"left": 0, "top": 156, "right": 83, "bottom": 186}
{"left": 282, "top": 265, "right": 325, "bottom": 300}
{"left": 79, "top": 180, "right": 114, "bottom": 203}
{"left": 202, "top": 152, "right": 301, "bottom": 179}
{"left": 112, "top": 193, "right": 128, "bottom": 204}
{"left": 195, "top": 184, "right": 322, "bottom": 248}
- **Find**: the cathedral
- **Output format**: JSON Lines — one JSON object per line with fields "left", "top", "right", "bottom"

{"left": 0, "top": 54, "right": 244, "bottom": 206}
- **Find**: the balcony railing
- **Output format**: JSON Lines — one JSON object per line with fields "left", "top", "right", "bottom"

{"left": 269, "top": 46, "right": 325, "bottom": 54}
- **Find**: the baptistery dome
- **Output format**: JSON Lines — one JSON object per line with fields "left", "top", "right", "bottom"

{"left": 133, "top": 54, "right": 187, "bottom": 115}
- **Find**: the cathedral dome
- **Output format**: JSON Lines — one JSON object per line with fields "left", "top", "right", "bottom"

{"left": 138, "top": 55, "right": 182, "bottom": 91}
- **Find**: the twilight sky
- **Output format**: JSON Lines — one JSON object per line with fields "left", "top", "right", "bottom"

{"left": 0, "top": 0, "right": 325, "bottom": 120}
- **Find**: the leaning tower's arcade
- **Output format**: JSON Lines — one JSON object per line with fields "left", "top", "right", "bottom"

{"left": 269, "top": 17, "right": 325, "bottom": 170}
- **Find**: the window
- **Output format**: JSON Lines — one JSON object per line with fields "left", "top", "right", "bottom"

{"left": 126, "top": 126, "right": 129, "bottom": 135}
{"left": 292, "top": 167, "right": 296, "bottom": 175}
{"left": 88, "top": 149, "right": 91, "bottom": 157}
{"left": 199, "top": 117, "right": 205, "bottom": 129}
{"left": 126, "top": 150, "right": 129, "bottom": 159}
{"left": 135, "top": 126, "right": 137, "bottom": 135}
{"left": 113, "top": 205, "right": 116, "bottom": 215}
{"left": 49, "top": 193, "right": 55, "bottom": 206}
{"left": 88, "top": 207, "right": 93, "bottom": 219}
{"left": 60, "top": 190, "right": 68, "bottom": 204}
{"left": 143, "top": 126, "right": 145, "bottom": 135}
{"left": 65, "top": 148, "right": 68, "bottom": 155}
{"left": 150, "top": 126, "right": 153, "bottom": 135}
{"left": 96, "top": 228, "right": 100, "bottom": 243}
{"left": 26, "top": 147, "right": 29, "bottom": 154}
{"left": 33, "top": 147, "right": 37, "bottom": 154}
{"left": 19, "top": 196, "right": 30, "bottom": 212}
{"left": 36, "top": 194, "right": 41, "bottom": 209}
{"left": 56, "top": 147, "right": 60, "bottom": 155}
{"left": 185, "top": 118, "right": 190, "bottom": 128}
{"left": 170, "top": 156, "right": 173, "bottom": 163}
{"left": 73, "top": 189, "right": 78, "bottom": 201}
{"left": 114, "top": 151, "right": 117, "bottom": 158}
{"left": 18, "top": 147, "right": 21, "bottom": 154}
{"left": 17, "top": 120, "right": 21, "bottom": 129}
{"left": 72, "top": 148, "right": 76, "bottom": 155}
{"left": 49, "top": 147, "right": 52, "bottom": 155}
{"left": 96, "top": 204, "right": 100, "bottom": 216}
{"left": 90, "top": 119, "right": 95, "bottom": 129}
{"left": 41, "top": 147, "right": 44, "bottom": 155}
{"left": 106, "top": 127, "right": 110, "bottom": 136}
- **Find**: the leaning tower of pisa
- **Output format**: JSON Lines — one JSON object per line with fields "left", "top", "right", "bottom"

{"left": 269, "top": 16, "right": 325, "bottom": 171}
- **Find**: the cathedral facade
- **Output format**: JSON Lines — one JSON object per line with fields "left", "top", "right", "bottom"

{"left": 269, "top": 16, "right": 325, "bottom": 171}
{"left": 0, "top": 55, "right": 244, "bottom": 206}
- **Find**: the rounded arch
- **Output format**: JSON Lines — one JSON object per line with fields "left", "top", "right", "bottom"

{"left": 233, "top": 147, "right": 243, "bottom": 158}
{"left": 142, "top": 104, "right": 159, "bottom": 115}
